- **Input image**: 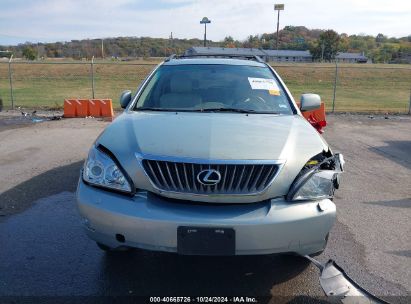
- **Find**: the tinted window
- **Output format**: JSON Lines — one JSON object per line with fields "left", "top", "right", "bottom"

{"left": 134, "top": 64, "right": 293, "bottom": 114}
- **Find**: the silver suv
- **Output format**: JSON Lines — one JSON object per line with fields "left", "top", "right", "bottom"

{"left": 77, "top": 55, "right": 344, "bottom": 256}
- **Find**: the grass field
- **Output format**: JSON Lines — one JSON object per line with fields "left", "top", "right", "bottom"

{"left": 0, "top": 59, "right": 410, "bottom": 113}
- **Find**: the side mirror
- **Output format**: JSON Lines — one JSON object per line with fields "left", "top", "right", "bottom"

{"left": 119, "top": 90, "right": 132, "bottom": 109}
{"left": 300, "top": 93, "right": 321, "bottom": 112}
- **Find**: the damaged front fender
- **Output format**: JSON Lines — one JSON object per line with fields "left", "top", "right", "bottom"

{"left": 287, "top": 153, "right": 344, "bottom": 201}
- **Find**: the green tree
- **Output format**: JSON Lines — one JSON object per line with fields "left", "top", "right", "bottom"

{"left": 223, "top": 36, "right": 235, "bottom": 48}
{"left": 309, "top": 30, "right": 340, "bottom": 61}
{"left": 244, "top": 35, "right": 260, "bottom": 48}
{"left": 22, "top": 47, "right": 36, "bottom": 60}
{"left": 377, "top": 43, "right": 398, "bottom": 63}
{"left": 339, "top": 33, "right": 349, "bottom": 52}
{"left": 376, "top": 33, "right": 387, "bottom": 43}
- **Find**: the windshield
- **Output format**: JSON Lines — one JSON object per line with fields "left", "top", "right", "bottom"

{"left": 134, "top": 64, "right": 294, "bottom": 114}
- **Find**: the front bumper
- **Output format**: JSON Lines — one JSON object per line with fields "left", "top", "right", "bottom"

{"left": 76, "top": 180, "right": 336, "bottom": 255}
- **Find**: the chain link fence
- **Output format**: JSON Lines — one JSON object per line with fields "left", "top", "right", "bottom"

{"left": 273, "top": 64, "right": 411, "bottom": 113}
{"left": 1, "top": 60, "right": 410, "bottom": 113}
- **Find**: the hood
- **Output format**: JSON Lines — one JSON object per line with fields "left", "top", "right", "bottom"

{"left": 98, "top": 111, "right": 327, "bottom": 160}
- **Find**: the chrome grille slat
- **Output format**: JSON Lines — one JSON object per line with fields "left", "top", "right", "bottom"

{"left": 182, "top": 163, "right": 191, "bottom": 191}
{"left": 227, "top": 166, "right": 237, "bottom": 192}
{"left": 174, "top": 163, "right": 184, "bottom": 191}
{"left": 214, "top": 165, "right": 220, "bottom": 193}
{"left": 236, "top": 165, "right": 246, "bottom": 191}
{"left": 250, "top": 165, "right": 265, "bottom": 191}
{"left": 142, "top": 159, "right": 279, "bottom": 195}
{"left": 198, "top": 164, "right": 204, "bottom": 192}
{"left": 243, "top": 165, "right": 255, "bottom": 191}
{"left": 220, "top": 165, "right": 228, "bottom": 191}
{"left": 191, "top": 163, "right": 197, "bottom": 191}
{"left": 165, "top": 162, "right": 177, "bottom": 190}
{"left": 146, "top": 160, "right": 161, "bottom": 187}
{"left": 259, "top": 165, "right": 274, "bottom": 190}
{"left": 156, "top": 161, "right": 169, "bottom": 189}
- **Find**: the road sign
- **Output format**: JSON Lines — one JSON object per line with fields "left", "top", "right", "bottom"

{"left": 274, "top": 4, "right": 284, "bottom": 10}
{"left": 200, "top": 17, "right": 211, "bottom": 24}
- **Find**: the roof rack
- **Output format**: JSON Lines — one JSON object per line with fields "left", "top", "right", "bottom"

{"left": 164, "top": 54, "right": 176, "bottom": 62}
{"left": 167, "top": 53, "right": 266, "bottom": 63}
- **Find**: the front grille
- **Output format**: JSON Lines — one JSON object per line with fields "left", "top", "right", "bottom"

{"left": 142, "top": 159, "right": 279, "bottom": 195}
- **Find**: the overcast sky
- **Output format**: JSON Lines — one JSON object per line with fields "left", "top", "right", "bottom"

{"left": 1, "top": 0, "right": 410, "bottom": 45}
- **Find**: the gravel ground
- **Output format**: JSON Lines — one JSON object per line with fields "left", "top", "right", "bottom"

{"left": 0, "top": 111, "right": 107, "bottom": 216}
{"left": 321, "top": 113, "right": 411, "bottom": 298}
{"left": 0, "top": 111, "right": 410, "bottom": 301}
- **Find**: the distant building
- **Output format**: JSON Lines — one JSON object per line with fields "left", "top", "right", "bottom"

{"left": 262, "top": 50, "right": 312, "bottom": 62}
{"left": 184, "top": 47, "right": 266, "bottom": 58}
{"left": 184, "top": 47, "right": 312, "bottom": 62}
{"left": 0, "top": 50, "right": 12, "bottom": 60}
{"left": 395, "top": 52, "right": 411, "bottom": 64}
{"left": 335, "top": 52, "right": 368, "bottom": 63}
{"left": 184, "top": 47, "right": 369, "bottom": 63}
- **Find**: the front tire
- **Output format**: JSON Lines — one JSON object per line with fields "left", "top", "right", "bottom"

{"left": 96, "top": 242, "right": 131, "bottom": 252}
{"left": 96, "top": 242, "right": 112, "bottom": 251}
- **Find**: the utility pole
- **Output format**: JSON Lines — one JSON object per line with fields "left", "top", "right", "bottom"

{"left": 169, "top": 32, "right": 173, "bottom": 54}
{"left": 101, "top": 39, "right": 104, "bottom": 59}
{"left": 274, "top": 4, "right": 284, "bottom": 51}
{"left": 91, "top": 56, "right": 95, "bottom": 99}
{"left": 8, "top": 54, "right": 14, "bottom": 109}
{"left": 321, "top": 42, "right": 325, "bottom": 62}
{"left": 408, "top": 87, "right": 411, "bottom": 115}
{"left": 200, "top": 17, "right": 211, "bottom": 47}
{"left": 332, "top": 60, "right": 338, "bottom": 112}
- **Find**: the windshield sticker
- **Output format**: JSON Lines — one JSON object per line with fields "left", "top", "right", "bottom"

{"left": 269, "top": 90, "right": 280, "bottom": 96}
{"left": 248, "top": 77, "right": 280, "bottom": 95}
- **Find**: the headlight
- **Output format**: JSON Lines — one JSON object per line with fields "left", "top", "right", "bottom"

{"left": 287, "top": 153, "right": 344, "bottom": 201}
{"left": 289, "top": 170, "right": 337, "bottom": 201}
{"left": 83, "top": 146, "right": 132, "bottom": 193}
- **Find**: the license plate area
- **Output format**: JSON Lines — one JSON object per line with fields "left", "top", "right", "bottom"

{"left": 177, "top": 226, "right": 235, "bottom": 256}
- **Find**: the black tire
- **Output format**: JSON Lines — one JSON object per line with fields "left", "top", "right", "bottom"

{"left": 96, "top": 242, "right": 132, "bottom": 252}
{"left": 96, "top": 242, "right": 113, "bottom": 251}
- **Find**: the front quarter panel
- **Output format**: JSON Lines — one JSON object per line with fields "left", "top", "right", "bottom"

{"left": 96, "top": 113, "right": 154, "bottom": 191}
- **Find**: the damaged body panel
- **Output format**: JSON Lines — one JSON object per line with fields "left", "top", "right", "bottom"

{"left": 305, "top": 256, "right": 390, "bottom": 304}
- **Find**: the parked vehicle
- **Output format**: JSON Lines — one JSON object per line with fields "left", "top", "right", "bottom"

{"left": 77, "top": 54, "right": 344, "bottom": 256}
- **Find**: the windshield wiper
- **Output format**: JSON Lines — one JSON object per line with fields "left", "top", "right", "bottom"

{"left": 136, "top": 107, "right": 192, "bottom": 112}
{"left": 195, "top": 108, "right": 279, "bottom": 114}
{"left": 136, "top": 107, "right": 280, "bottom": 114}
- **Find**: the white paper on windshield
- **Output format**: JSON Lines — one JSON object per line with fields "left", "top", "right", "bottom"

{"left": 248, "top": 77, "right": 280, "bottom": 95}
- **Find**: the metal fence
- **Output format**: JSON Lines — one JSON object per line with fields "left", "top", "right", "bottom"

{"left": 1, "top": 59, "right": 410, "bottom": 113}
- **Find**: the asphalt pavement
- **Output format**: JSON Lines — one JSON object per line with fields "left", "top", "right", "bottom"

{"left": 0, "top": 113, "right": 410, "bottom": 303}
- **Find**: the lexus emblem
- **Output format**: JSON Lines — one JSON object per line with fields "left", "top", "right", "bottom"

{"left": 197, "top": 169, "right": 221, "bottom": 186}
